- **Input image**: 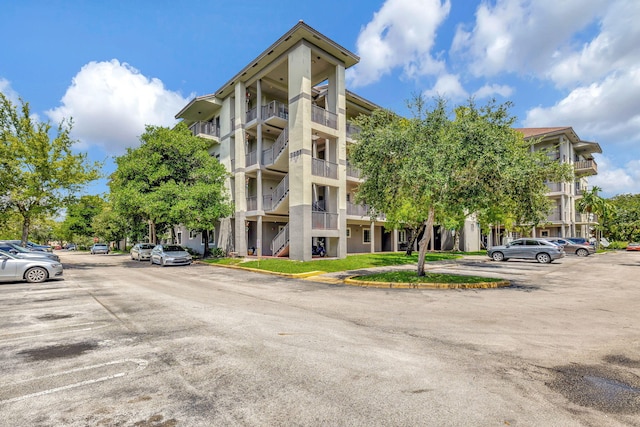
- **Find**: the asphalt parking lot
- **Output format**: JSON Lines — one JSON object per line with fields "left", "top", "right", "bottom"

{"left": 1, "top": 251, "right": 639, "bottom": 426}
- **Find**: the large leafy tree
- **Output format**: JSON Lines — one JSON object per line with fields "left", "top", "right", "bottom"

{"left": 60, "top": 195, "right": 106, "bottom": 242}
{"left": 0, "top": 93, "right": 101, "bottom": 245}
{"left": 350, "top": 96, "right": 572, "bottom": 276}
{"left": 110, "top": 123, "right": 233, "bottom": 254}
{"left": 604, "top": 193, "right": 640, "bottom": 242}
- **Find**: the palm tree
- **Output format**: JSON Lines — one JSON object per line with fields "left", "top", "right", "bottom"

{"left": 577, "top": 186, "right": 605, "bottom": 247}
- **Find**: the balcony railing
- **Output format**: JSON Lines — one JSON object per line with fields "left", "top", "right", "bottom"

{"left": 574, "top": 159, "right": 598, "bottom": 176}
{"left": 545, "top": 182, "right": 563, "bottom": 193}
{"left": 346, "top": 163, "right": 361, "bottom": 179}
{"left": 246, "top": 107, "right": 258, "bottom": 122}
{"left": 263, "top": 174, "right": 289, "bottom": 212}
{"left": 271, "top": 223, "right": 289, "bottom": 256}
{"left": 246, "top": 150, "right": 258, "bottom": 167}
{"left": 347, "top": 202, "right": 369, "bottom": 217}
{"left": 312, "top": 105, "right": 338, "bottom": 129}
{"left": 312, "top": 211, "right": 338, "bottom": 229}
{"left": 546, "top": 209, "right": 562, "bottom": 222}
{"left": 312, "top": 158, "right": 338, "bottom": 179}
{"left": 262, "top": 128, "right": 288, "bottom": 166}
{"left": 246, "top": 196, "right": 257, "bottom": 211}
{"left": 189, "top": 121, "right": 220, "bottom": 138}
{"left": 262, "top": 101, "right": 288, "bottom": 120}
{"left": 346, "top": 121, "right": 361, "bottom": 138}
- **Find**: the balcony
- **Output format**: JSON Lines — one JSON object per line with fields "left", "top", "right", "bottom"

{"left": 246, "top": 150, "right": 258, "bottom": 167}
{"left": 262, "top": 100, "right": 288, "bottom": 121}
{"left": 347, "top": 202, "right": 369, "bottom": 217}
{"left": 574, "top": 159, "right": 598, "bottom": 176}
{"left": 312, "top": 105, "right": 338, "bottom": 129}
{"left": 312, "top": 158, "right": 338, "bottom": 179}
{"left": 346, "top": 163, "right": 361, "bottom": 179}
{"left": 312, "top": 211, "right": 338, "bottom": 230}
{"left": 189, "top": 121, "right": 220, "bottom": 139}
{"left": 346, "top": 121, "right": 361, "bottom": 139}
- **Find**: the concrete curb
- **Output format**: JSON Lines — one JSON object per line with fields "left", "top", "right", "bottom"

{"left": 343, "top": 276, "right": 511, "bottom": 289}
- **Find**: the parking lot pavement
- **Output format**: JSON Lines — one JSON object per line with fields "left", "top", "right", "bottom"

{"left": 1, "top": 251, "right": 639, "bottom": 426}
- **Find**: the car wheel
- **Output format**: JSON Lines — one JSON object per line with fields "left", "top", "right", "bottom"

{"left": 25, "top": 267, "right": 48, "bottom": 283}
{"left": 576, "top": 248, "right": 589, "bottom": 257}
{"left": 491, "top": 252, "right": 505, "bottom": 262}
{"left": 536, "top": 253, "right": 552, "bottom": 263}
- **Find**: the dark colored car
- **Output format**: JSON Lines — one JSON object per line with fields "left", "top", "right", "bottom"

{"left": 150, "top": 244, "right": 192, "bottom": 266}
{"left": 545, "top": 237, "right": 595, "bottom": 257}
{"left": 0, "top": 241, "right": 60, "bottom": 262}
{"left": 5, "top": 240, "right": 53, "bottom": 252}
{"left": 487, "top": 238, "right": 565, "bottom": 263}
{"left": 565, "top": 237, "right": 594, "bottom": 246}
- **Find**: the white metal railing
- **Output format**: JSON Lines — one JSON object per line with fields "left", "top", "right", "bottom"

{"left": 246, "top": 196, "right": 257, "bottom": 211}
{"left": 262, "top": 101, "right": 288, "bottom": 120}
{"left": 545, "top": 182, "right": 563, "bottom": 192}
{"left": 347, "top": 202, "right": 368, "bottom": 217}
{"left": 271, "top": 223, "right": 289, "bottom": 255}
{"left": 311, "top": 105, "right": 338, "bottom": 129}
{"left": 262, "top": 194, "right": 273, "bottom": 211}
{"left": 266, "top": 174, "right": 289, "bottom": 211}
{"left": 246, "top": 151, "right": 257, "bottom": 166}
{"left": 312, "top": 158, "right": 338, "bottom": 179}
{"left": 312, "top": 211, "right": 338, "bottom": 229}
{"left": 346, "top": 121, "right": 361, "bottom": 138}
{"left": 189, "top": 121, "right": 220, "bottom": 138}
{"left": 246, "top": 107, "right": 258, "bottom": 122}
{"left": 346, "top": 163, "right": 361, "bottom": 178}
{"left": 546, "top": 209, "right": 562, "bottom": 222}
{"left": 262, "top": 128, "right": 288, "bottom": 166}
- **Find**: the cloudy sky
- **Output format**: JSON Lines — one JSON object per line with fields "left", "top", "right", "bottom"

{"left": 1, "top": 0, "right": 639, "bottom": 197}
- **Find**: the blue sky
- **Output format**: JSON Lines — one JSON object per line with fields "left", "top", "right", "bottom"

{"left": 2, "top": 0, "right": 639, "bottom": 198}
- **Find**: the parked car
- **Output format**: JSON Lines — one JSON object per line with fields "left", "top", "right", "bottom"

{"left": 626, "top": 243, "right": 640, "bottom": 251}
{"left": 64, "top": 243, "right": 77, "bottom": 250}
{"left": 5, "top": 240, "right": 53, "bottom": 252}
{"left": 150, "top": 244, "right": 192, "bottom": 266}
{"left": 90, "top": 243, "right": 110, "bottom": 255}
{"left": 565, "top": 237, "right": 594, "bottom": 246}
{"left": 487, "top": 238, "right": 565, "bottom": 263}
{"left": 545, "top": 237, "right": 595, "bottom": 257}
{"left": 130, "top": 243, "right": 154, "bottom": 261}
{"left": 0, "top": 241, "right": 60, "bottom": 262}
{"left": 0, "top": 249, "right": 63, "bottom": 283}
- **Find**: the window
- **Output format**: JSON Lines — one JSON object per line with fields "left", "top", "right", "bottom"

{"left": 177, "top": 232, "right": 182, "bottom": 245}
{"left": 363, "top": 228, "right": 371, "bottom": 244}
{"left": 202, "top": 230, "right": 215, "bottom": 245}
{"left": 541, "top": 230, "right": 549, "bottom": 237}
{"left": 346, "top": 227, "right": 351, "bottom": 238}
{"left": 189, "top": 230, "right": 198, "bottom": 239}
{"left": 398, "top": 230, "right": 407, "bottom": 243}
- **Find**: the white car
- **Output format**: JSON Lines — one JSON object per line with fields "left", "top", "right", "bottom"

{"left": 130, "top": 243, "right": 154, "bottom": 261}
{"left": 150, "top": 244, "right": 192, "bottom": 266}
{"left": 0, "top": 249, "right": 64, "bottom": 283}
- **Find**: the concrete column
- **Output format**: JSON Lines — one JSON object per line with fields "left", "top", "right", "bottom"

{"left": 288, "top": 43, "right": 313, "bottom": 261}
{"left": 330, "top": 63, "right": 347, "bottom": 259}
{"left": 234, "top": 82, "right": 248, "bottom": 256}
{"left": 370, "top": 222, "right": 375, "bottom": 253}
{"left": 393, "top": 229, "right": 398, "bottom": 252}
{"left": 257, "top": 216, "right": 262, "bottom": 257}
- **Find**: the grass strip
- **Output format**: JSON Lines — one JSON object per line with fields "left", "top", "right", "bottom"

{"left": 354, "top": 270, "right": 499, "bottom": 284}
{"left": 203, "top": 252, "right": 460, "bottom": 274}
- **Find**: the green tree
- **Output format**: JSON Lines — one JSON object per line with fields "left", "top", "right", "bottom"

{"left": 605, "top": 193, "right": 640, "bottom": 242}
{"left": 350, "top": 96, "right": 571, "bottom": 275}
{"left": 60, "top": 195, "right": 106, "bottom": 242}
{"left": 0, "top": 93, "right": 101, "bottom": 245}
{"left": 110, "top": 123, "right": 233, "bottom": 254}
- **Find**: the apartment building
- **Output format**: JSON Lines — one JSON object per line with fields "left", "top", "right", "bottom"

{"left": 175, "top": 21, "right": 399, "bottom": 261}
{"left": 514, "top": 127, "right": 601, "bottom": 240}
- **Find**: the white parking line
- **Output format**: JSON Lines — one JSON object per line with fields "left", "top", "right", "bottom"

{"left": 0, "top": 359, "right": 148, "bottom": 404}
{"left": 0, "top": 322, "right": 109, "bottom": 343}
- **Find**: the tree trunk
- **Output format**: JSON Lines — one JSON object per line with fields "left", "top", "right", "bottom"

{"left": 416, "top": 207, "right": 435, "bottom": 276}
{"left": 202, "top": 230, "right": 209, "bottom": 258}
{"left": 405, "top": 223, "right": 425, "bottom": 256}
{"left": 149, "top": 220, "right": 157, "bottom": 244}
{"left": 453, "top": 227, "right": 461, "bottom": 252}
{"left": 21, "top": 216, "right": 31, "bottom": 247}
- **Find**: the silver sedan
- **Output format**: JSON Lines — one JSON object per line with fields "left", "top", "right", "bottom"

{"left": 0, "top": 249, "right": 64, "bottom": 283}
{"left": 130, "top": 243, "right": 154, "bottom": 261}
{"left": 150, "top": 244, "right": 192, "bottom": 266}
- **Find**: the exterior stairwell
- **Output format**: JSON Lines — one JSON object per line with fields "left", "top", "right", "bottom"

{"left": 271, "top": 223, "right": 289, "bottom": 257}
{"left": 263, "top": 174, "right": 289, "bottom": 213}
{"left": 262, "top": 128, "right": 289, "bottom": 167}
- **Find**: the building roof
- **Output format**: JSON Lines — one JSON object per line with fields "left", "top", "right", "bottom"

{"left": 514, "top": 127, "right": 602, "bottom": 155}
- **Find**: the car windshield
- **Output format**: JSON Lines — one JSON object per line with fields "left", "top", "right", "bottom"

{"left": 163, "top": 245, "right": 184, "bottom": 252}
{"left": 1, "top": 244, "right": 28, "bottom": 252}
{"left": 94, "top": 244, "right": 107, "bottom": 248}
{"left": 0, "top": 249, "right": 17, "bottom": 259}
{"left": 139, "top": 244, "right": 154, "bottom": 249}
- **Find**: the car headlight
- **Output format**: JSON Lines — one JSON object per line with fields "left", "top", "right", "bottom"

{"left": 50, "top": 263, "right": 62, "bottom": 268}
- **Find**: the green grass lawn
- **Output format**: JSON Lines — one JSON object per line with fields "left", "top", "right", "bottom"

{"left": 353, "top": 270, "right": 499, "bottom": 284}
{"left": 204, "top": 252, "right": 461, "bottom": 274}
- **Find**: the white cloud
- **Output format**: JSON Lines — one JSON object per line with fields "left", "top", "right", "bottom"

{"left": 347, "top": 0, "right": 451, "bottom": 87}
{"left": 473, "top": 83, "right": 513, "bottom": 99}
{"left": 451, "top": 0, "right": 610, "bottom": 80}
{"left": 589, "top": 155, "right": 640, "bottom": 197}
{"left": 46, "top": 60, "right": 191, "bottom": 154}
{"left": 423, "top": 73, "right": 467, "bottom": 100}
{"left": 524, "top": 67, "right": 640, "bottom": 148}
{"left": 0, "top": 77, "right": 20, "bottom": 104}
